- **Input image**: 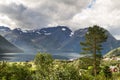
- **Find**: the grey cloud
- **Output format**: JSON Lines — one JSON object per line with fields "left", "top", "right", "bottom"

{"left": 0, "top": 0, "right": 91, "bottom": 29}
{"left": 0, "top": 3, "right": 50, "bottom": 29}
{"left": 42, "top": 0, "right": 91, "bottom": 18}
{"left": 35, "top": 0, "right": 91, "bottom": 26}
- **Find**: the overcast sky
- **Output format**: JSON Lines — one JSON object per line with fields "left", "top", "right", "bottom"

{"left": 0, "top": 0, "right": 120, "bottom": 39}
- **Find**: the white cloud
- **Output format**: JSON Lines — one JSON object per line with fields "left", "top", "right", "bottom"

{"left": 71, "top": 0, "right": 120, "bottom": 39}
{"left": 114, "top": 35, "right": 120, "bottom": 40}
{"left": 0, "top": 0, "right": 22, "bottom": 5}
{"left": 72, "top": 0, "right": 120, "bottom": 27}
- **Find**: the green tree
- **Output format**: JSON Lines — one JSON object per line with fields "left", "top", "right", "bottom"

{"left": 53, "top": 63, "right": 81, "bottom": 80}
{"left": 79, "top": 57, "right": 94, "bottom": 69}
{"left": 34, "top": 52, "right": 53, "bottom": 80}
{"left": 34, "top": 52, "right": 53, "bottom": 66}
{"left": 80, "top": 25, "right": 107, "bottom": 76}
{"left": 0, "top": 61, "right": 32, "bottom": 80}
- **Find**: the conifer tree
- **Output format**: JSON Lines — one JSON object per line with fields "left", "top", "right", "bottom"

{"left": 80, "top": 25, "right": 107, "bottom": 76}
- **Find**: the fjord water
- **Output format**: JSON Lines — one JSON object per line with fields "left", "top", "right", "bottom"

{"left": 0, "top": 52, "right": 80, "bottom": 62}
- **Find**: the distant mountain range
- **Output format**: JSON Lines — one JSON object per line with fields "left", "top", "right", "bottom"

{"left": 0, "top": 26, "right": 120, "bottom": 58}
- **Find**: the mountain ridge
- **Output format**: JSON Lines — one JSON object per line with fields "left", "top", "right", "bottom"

{"left": 0, "top": 34, "right": 23, "bottom": 53}
{"left": 0, "top": 26, "right": 119, "bottom": 56}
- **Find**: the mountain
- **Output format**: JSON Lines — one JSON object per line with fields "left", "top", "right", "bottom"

{"left": 104, "top": 47, "right": 120, "bottom": 57}
{"left": 0, "top": 34, "right": 22, "bottom": 53}
{"left": 0, "top": 26, "right": 120, "bottom": 57}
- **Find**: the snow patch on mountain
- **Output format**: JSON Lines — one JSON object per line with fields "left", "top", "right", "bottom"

{"left": 62, "top": 28, "right": 66, "bottom": 31}
{"left": 22, "top": 30, "right": 28, "bottom": 33}
{"left": 36, "top": 31, "right": 41, "bottom": 34}
{"left": 44, "top": 33, "right": 51, "bottom": 35}
{"left": 69, "top": 32, "right": 74, "bottom": 37}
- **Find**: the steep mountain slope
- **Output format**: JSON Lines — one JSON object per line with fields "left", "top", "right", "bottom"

{"left": 0, "top": 34, "right": 22, "bottom": 53}
{"left": 0, "top": 26, "right": 119, "bottom": 56}
{"left": 104, "top": 47, "right": 120, "bottom": 57}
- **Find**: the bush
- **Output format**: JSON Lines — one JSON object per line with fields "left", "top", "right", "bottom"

{"left": 34, "top": 52, "right": 53, "bottom": 80}
{"left": 0, "top": 61, "right": 32, "bottom": 80}
{"left": 53, "top": 64, "right": 81, "bottom": 80}
{"left": 34, "top": 52, "right": 53, "bottom": 67}
{"left": 102, "top": 66, "right": 112, "bottom": 79}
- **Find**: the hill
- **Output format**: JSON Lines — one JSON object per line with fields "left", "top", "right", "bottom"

{"left": 104, "top": 47, "right": 120, "bottom": 57}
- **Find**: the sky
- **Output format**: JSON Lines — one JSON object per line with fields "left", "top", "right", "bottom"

{"left": 0, "top": 0, "right": 120, "bottom": 39}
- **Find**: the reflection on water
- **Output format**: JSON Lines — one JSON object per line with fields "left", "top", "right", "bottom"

{"left": 0, "top": 52, "right": 80, "bottom": 62}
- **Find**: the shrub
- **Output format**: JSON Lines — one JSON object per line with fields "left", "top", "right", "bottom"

{"left": 103, "top": 66, "right": 112, "bottom": 79}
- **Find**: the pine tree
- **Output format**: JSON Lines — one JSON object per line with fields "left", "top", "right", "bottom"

{"left": 80, "top": 25, "right": 108, "bottom": 76}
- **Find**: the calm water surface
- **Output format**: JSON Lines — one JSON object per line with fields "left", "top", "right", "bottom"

{"left": 0, "top": 52, "right": 80, "bottom": 62}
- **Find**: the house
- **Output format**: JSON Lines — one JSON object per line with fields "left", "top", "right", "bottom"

{"left": 103, "top": 57, "right": 111, "bottom": 61}
{"left": 110, "top": 66, "right": 119, "bottom": 73}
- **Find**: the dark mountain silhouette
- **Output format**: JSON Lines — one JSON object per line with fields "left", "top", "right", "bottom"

{"left": 0, "top": 35, "right": 23, "bottom": 53}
